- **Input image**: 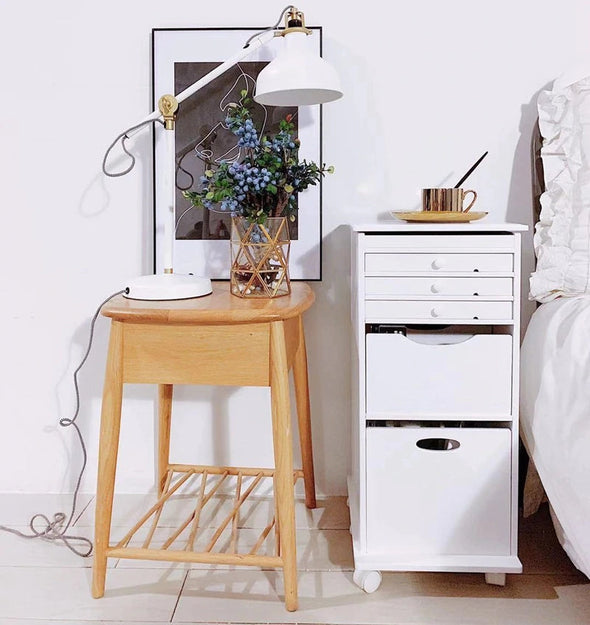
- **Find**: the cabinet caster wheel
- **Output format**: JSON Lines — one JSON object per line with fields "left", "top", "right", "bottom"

{"left": 485, "top": 573, "right": 506, "bottom": 586}
{"left": 353, "top": 570, "right": 382, "bottom": 593}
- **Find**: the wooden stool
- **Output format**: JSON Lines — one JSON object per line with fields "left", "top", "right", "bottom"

{"left": 91, "top": 282, "right": 316, "bottom": 611}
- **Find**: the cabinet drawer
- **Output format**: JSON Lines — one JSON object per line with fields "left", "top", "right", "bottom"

{"left": 366, "top": 333, "right": 513, "bottom": 418}
{"left": 366, "top": 426, "right": 512, "bottom": 555}
{"left": 365, "top": 276, "right": 513, "bottom": 298}
{"left": 363, "top": 234, "right": 517, "bottom": 252}
{"left": 365, "top": 253, "right": 513, "bottom": 274}
{"left": 365, "top": 300, "right": 513, "bottom": 322}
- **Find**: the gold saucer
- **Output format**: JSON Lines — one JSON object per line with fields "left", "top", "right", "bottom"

{"left": 392, "top": 210, "right": 488, "bottom": 223}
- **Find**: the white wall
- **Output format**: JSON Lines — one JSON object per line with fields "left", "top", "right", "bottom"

{"left": 1, "top": 0, "right": 589, "bottom": 495}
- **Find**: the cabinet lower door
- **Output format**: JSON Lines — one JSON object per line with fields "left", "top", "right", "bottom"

{"left": 366, "top": 426, "right": 511, "bottom": 556}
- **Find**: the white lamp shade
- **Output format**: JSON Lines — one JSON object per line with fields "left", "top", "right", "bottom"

{"left": 254, "top": 32, "right": 342, "bottom": 106}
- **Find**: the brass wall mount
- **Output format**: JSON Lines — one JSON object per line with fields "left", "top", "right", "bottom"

{"left": 158, "top": 94, "right": 179, "bottom": 130}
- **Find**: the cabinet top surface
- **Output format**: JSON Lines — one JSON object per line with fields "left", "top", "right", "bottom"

{"left": 352, "top": 222, "right": 528, "bottom": 233}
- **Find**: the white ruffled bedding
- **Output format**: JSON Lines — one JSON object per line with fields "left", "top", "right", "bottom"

{"left": 530, "top": 74, "right": 590, "bottom": 303}
{"left": 520, "top": 296, "right": 590, "bottom": 578}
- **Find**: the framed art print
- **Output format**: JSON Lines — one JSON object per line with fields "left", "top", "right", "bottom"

{"left": 152, "top": 27, "right": 324, "bottom": 280}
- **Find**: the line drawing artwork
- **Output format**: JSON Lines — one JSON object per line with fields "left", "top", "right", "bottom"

{"left": 174, "top": 61, "right": 298, "bottom": 242}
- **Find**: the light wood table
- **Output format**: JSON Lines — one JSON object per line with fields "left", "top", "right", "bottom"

{"left": 91, "top": 282, "right": 316, "bottom": 611}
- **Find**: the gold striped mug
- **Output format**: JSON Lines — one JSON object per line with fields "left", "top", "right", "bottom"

{"left": 422, "top": 188, "right": 477, "bottom": 212}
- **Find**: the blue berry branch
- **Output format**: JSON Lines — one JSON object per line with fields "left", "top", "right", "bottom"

{"left": 183, "top": 91, "right": 333, "bottom": 225}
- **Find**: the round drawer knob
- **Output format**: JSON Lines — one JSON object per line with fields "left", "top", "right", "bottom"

{"left": 431, "top": 307, "right": 441, "bottom": 318}
{"left": 430, "top": 281, "right": 442, "bottom": 293}
{"left": 432, "top": 257, "right": 446, "bottom": 270}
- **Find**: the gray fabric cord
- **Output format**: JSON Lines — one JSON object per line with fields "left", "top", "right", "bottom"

{"left": 243, "top": 5, "right": 294, "bottom": 48}
{"left": 102, "top": 119, "right": 163, "bottom": 177}
{"left": 0, "top": 289, "right": 127, "bottom": 558}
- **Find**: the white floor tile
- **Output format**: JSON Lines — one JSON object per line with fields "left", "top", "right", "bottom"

{"left": 0, "top": 524, "right": 102, "bottom": 568}
{"left": 1, "top": 495, "right": 587, "bottom": 625}
{"left": 297, "top": 495, "right": 351, "bottom": 530}
{"left": 0, "top": 566, "right": 185, "bottom": 622}
{"left": 173, "top": 569, "right": 590, "bottom": 624}
{"left": 75, "top": 494, "right": 155, "bottom": 528}
{"left": 0, "top": 494, "right": 93, "bottom": 527}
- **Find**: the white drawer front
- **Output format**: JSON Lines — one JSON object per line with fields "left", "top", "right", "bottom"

{"left": 365, "top": 253, "right": 513, "bottom": 274}
{"left": 365, "top": 300, "right": 513, "bottom": 322}
{"left": 365, "top": 276, "right": 513, "bottom": 297}
{"left": 363, "top": 234, "right": 517, "bottom": 252}
{"left": 366, "top": 333, "right": 513, "bottom": 418}
{"left": 366, "top": 427, "right": 512, "bottom": 555}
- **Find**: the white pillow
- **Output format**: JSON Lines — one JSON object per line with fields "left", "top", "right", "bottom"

{"left": 529, "top": 73, "right": 590, "bottom": 303}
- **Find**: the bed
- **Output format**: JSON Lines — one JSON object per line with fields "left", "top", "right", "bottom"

{"left": 520, "top": 67, "right": 590, "bottom": 580}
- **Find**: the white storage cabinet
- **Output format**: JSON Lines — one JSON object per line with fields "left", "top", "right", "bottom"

{"left": 349, "top": 223, "right": 527, "bottom": 593}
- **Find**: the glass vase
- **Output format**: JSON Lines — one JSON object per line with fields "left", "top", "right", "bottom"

{"left": 230, "top": 216, "right": 291, "bottom": 298}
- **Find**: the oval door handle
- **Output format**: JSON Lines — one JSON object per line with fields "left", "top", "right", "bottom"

{"left": 430, "top": 307, "right": 441, "bottom": 318}
{"left": 416, "top": 438, "right": 461, "bottom": 451}
{"left": 431, "top": 257, "right": 446, "bottom": 270}
{"left": 430, "top": 281, "right": 442, "bottom": 293}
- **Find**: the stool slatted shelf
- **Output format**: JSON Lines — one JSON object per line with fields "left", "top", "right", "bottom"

{"left": 105, "top": 467, "right": 303, "bottom": 568}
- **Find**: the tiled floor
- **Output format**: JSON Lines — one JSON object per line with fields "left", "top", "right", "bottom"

{"left": 0, "top": 493, "right": 588, "bottom": 624}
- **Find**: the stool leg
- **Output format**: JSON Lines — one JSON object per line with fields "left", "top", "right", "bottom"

{"left": 158, "top": 384, "right": 173, "bottom": 497}
{"left": 292, "top": 315, "right": 316, "bottom": 509}
{"left": 270, "top": 321, "right": 298, "bottom": 612}
{"left": 92, "top": 321, "right": 124, "bottom": 598}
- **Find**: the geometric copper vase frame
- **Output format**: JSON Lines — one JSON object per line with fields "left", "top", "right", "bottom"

{"left": 230, "top": 217, "right": 291, "bottom": 298}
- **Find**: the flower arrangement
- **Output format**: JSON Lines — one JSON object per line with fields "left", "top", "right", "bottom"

{"left": 182, "top": 91, "right": 333, "bottom": 225}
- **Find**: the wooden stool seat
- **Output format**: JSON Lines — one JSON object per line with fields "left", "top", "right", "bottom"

{"left": 92, "top": 282, "right": 316, "bottom": 611}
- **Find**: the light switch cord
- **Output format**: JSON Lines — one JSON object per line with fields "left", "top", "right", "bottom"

{"left": 0, "top": 288, "right": 128, "bottom": 558}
